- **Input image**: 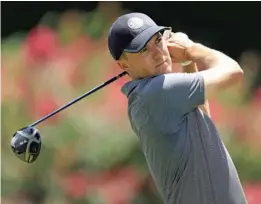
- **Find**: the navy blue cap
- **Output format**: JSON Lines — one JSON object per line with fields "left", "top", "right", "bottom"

{"left": 108, "top": 12, "right": 170, "bottom": 60}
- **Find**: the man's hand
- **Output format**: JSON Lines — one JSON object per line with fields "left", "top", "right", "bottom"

{"left": 170, "top": 34, "right": 243, "bottom": 101}
{"left": 166, "top": 32, "right": 194, "bottom": 63}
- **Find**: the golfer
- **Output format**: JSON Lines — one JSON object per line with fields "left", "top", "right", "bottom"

{"left": 108, "top": 12, "right": 247, "bottom": 204}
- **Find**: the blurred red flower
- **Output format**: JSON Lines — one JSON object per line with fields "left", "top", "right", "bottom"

{"left": 95, "top": 167, "right": 142, "bottom": 204}
{"left": 244, "top": 183, "right": 261, "bottom": 204}
{"left": 63, "top": 171, "right": 89, "bottom": 199}
{"left": 23, "top": 26, "right": 59, "bottom": 65}
{"left": 208, "top": 99, "right": 226, "bottom": 123}
{"left": 62, "top": 167, "right": 142, "bottom": 203}
{"left": 28, "top": 92, "right": 61, "bottom": 125}
{"left": 250, "top": 86, "right": 261, "bottom": 109}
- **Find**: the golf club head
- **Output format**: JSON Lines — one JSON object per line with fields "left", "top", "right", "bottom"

{"left": 11, "top": 126, "right": 42, "bottom": 163}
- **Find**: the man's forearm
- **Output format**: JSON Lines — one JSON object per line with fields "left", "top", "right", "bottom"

{"left": 186, "top": 43, "right": 242, "bottom": 73}
{"left": 185, "top": 42, "right": 243, "bottom": 99}
{"left": 182, "top": 62, "right": 211, "bottom": 117}
{"left": 185, "top": 43, "right": 218, "bottom": 67}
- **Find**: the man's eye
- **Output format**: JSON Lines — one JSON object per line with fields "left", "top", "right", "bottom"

{"left": 156, "top": 37, "right": 162, "bottom": 44}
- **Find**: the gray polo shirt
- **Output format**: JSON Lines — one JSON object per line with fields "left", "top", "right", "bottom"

{"left": 122, "top": 73, "right": 247, "bottom": 204}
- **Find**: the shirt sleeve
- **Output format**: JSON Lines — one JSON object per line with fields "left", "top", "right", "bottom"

{"left": 142, "top": 73, "right": 205, "bottom": 114}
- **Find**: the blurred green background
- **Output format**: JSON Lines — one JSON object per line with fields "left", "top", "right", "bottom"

{"left": 1, "top": 1, "right": 261, "bottom": 204}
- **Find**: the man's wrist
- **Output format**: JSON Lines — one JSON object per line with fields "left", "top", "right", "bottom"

{"left": 182, "top": 62, "right": 198, "bottom": 73}
{"left": 185, "top": 43, "right": 217, "bottom": 67}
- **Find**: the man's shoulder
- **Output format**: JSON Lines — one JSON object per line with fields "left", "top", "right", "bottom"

{"left": 121, "top": 72, "right": 194, "bottom": 100}
{"left": 121, "top": 76, "right": 155, "bottom": 97}
{"left": 121, "top": 74, "right": 174, "bottom": 99}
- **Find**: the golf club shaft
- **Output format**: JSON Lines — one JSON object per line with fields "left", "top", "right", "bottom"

{"left": 29, "top": 71, "right": 127, "bottom": 127}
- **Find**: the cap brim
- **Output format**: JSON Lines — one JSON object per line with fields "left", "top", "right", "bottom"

{"left": 124, "top": 26, "right": 171, "bottom": 53}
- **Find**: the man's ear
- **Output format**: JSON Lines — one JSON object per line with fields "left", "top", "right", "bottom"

{"left": 117, "top": 60, "right": 129, "bottom": 71}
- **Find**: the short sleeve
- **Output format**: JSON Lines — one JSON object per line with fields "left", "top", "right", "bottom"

{"left": 142, "top": 73, "right": 205, "bottom": 114}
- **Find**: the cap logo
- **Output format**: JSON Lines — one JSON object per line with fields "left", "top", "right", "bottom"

{"left": 127, "top": 17, "right": 144, "bottom": 29}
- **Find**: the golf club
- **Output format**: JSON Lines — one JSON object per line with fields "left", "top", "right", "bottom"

{"left": 10, "top": 71, "right": 127, "bottom": 163}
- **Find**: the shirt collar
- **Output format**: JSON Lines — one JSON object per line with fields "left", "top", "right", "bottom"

{"left": 121, "top": 80, "right": 140, "bottom": 97}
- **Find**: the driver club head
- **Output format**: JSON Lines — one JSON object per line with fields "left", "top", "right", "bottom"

{"left": 11, "top": 126, "right": 42, "bottom": 163}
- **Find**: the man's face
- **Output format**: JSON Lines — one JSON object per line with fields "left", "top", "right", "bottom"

{"left": 117, "top": 32, "right": 173, "bottom": 79}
